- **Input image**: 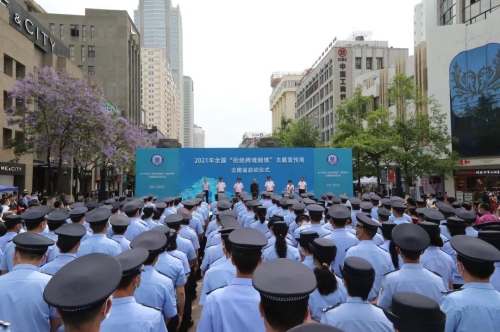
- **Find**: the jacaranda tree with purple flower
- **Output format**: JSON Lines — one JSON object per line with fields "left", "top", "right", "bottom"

{"left": 4, "top": 67, "right": 108, "bottom": 194}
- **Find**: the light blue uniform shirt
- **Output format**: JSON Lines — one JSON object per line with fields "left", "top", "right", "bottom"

{"left": 371, "top": 206, "right": 379, "bottom": 220}
{"left": 0, "top": 232, "right": 16, "bottom": 252}
{"left": 125, "top": 217, "right": 148, "bottom": 241}
{"left": 190, "top": 214, "right": 204, "bottom": 235}
{"left": 266, "top": 205, "right": 277, "bottom": 219}
{"left": 134, "top": 266, "right": 177, "bottom": 319}
{"left": 112, "top": 235, "right": 131, "bottom": 252}
{"left": 250, "top": 220, "right": 268, "bottom": 234}
{"left": 0, "top": 264, "right": 58, "bottom": 332}
{"left": 420, "top": 246, "right": 455, "bottom": 290}
{"left": 391, "top": 217, "right": 410, "bottom": 225}
{"left": 144, "top": 218, "right": 159, "bottom": 230}
{"left": 200, "top": 257, "right": 236, "bottom": 305}
{"left": 466, "top": 226, "right": 478, "bottom": 237}
{"left": 439, "top": 220, "right": 451, "bottom": 240}
{"left": 242, "top": 213, "right": 256, "bottom": 227}
{"left": 206, "top": 227, "right": 222, "bottom": 245}
{"left": 442, "top": 240, "right": 464, "bottom": 285}
{"left": 377, "top": 263, "right": 446, "bottom": 308}
{"left": 39, "top": 253, "right": 76, "bottom": 275}
{"left": 325, "top": 229, "right": 359, "bottom": 276}
{"left": 345, "top": 240, "right": 395, "bottom": 300}
{"left": 301, "top": 255, "right": 315, "bottom": 270}
{"left": 491, "top": 262, "right": 500, "bottom": 291}
{"left": 262, "top": 244, "right": 301, "bottom": 262}
{"left": 100, "top": 296, "right": 167, "bottom": 332}
{"left": 176, "top": 236, "right": 196, "bottom": 261}
{"left": 155, "top": 252, "right": 186, "bottom": 287}
{"left": 440, "top": 282, "right": 500, "bottom": 332}
{"left": 378, "top": 240, "right": 404, "bottom": 269}
{"left": 205, "top": 220, "right": 219, "bottom": 235}
{"left": 197, "top": 278, "right": 265, "bottom": 332}
{"left": 270, "top": 207, "right": 283, "bottom": 218}
{"left": 262, "top": 200, "right": 272, "bottom": 209}
{"left": 201, "top": 244, "right": 224, "bottom": 272}
{"left": 207, "top": 233, "right": 222, "bottom": 247}
{"left": 264, "top": 234, "right": 295, "bottom": 249}
{"left": 0, "top": 236, "right": 53, "bottom": 272}
{"left": 164, "top": 207, "right": 176, "bottom": 218}
{"left": 179, "top": 225, "right": 200, "bottom": 250}
{"left": 308, "top": 275, "right": 347, "bottom": 321}
{"left": 284, "top": 212, "right": 296, "bottom": 226}
{"left": 294, "top": 224, "right": 331, "bottom": 239}
{"left": 76, "top": 234, "right": 121, "bottom": 257}
{"left": 321, "top": 296, "right": 393, "bottom": 332}
{"left": 168, "top": 250, "right": 190, "bottom": 275}
{"left": 389, "top": 213, "right": 412, "bottom": 223}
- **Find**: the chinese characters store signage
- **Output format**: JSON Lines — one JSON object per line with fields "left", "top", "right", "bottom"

{"left": 337, "top": 48, "right": 349, "bottom": 101}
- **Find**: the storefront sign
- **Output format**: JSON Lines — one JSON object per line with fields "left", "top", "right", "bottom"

{"left": 456, "top": 191, "right": 464, "bottom": 203}
{"left": 0, "top": 162, "right": 25, "bottom": 175}
{"left": 7, "top": 0, "right": 69, "bottom": 57}
{"left": 388, "top": 169, "right": 395, "bottom": 183}
{"left": 454, "top": 169, "right": 500, "bottom": 176}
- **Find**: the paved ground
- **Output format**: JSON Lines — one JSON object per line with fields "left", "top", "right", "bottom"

{"left": 191, "top": 279, "right": 203, "bottom": 330}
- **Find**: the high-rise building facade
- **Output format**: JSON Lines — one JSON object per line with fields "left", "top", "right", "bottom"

{"left": 183, "top": 76, "right": 194, "bottom": 147}
{"left": 193, "top": 124, "right": 205, "bottom": 148}
{"left": 295, "top": 36, "right": 408, "bottom": 143}
{"left": 33, "top": 9, "right": 142, "bottom": 125}
{"left": 141, "top": 47, "right": 180, "bottom": 140}
{"left": 269, "top": 72, "right": 303, "bottom": 132}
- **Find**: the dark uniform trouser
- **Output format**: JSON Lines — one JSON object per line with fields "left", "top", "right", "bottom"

{"left": 196, "top": 236, "right": 207, "bottom": 280}
{"left": 167, "top": 314, "right": 179, "bottom": 332}
{"left": 203, "top": 190, "right": 209, "bottom": 203}
{"left": 299, "top": 189, "right": 306, "bottom": 195}
{"left": 179, "top": 267, "right": 196, "bottom": 332}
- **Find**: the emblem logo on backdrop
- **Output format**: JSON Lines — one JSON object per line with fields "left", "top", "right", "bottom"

{"left": 326, "top": 154, "right": 339, "bottom": 166}
{"left": 151, "top": 154, "right": 164, "bottom": 167}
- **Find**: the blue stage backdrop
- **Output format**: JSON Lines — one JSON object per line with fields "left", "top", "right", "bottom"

{"left": 136, "top": 148, "right": 353, "bottom": 201}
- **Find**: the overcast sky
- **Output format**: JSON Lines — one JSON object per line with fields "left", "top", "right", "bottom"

{"left": 37, "top": 0, "right": 420, "bottom": 147}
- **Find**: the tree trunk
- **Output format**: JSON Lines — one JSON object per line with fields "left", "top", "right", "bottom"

{"left": 46, "top": 149, "right": 53, "bottom": 195}
{"left": 98, "top": 166, "right": 107, "bottom": 202}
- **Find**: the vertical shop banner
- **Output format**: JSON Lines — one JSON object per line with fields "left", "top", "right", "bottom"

{"left": 178, "top": 148, "right": 314, "bottom": 202}
{"left": 135, "top": 148, "right": 180, "bottom": 197}
{"left": 313, "top": 149, "right": 354, "bottom": 197}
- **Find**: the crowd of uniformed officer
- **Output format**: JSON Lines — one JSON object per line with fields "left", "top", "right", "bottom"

{"left": 0, "top": 190, "right": 499, "bottom": 332}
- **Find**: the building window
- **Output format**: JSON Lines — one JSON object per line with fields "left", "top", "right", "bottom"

{"left": 90, "top": 25, "right": 95, "bottom": 41}
{"left": 88, "top": 66, "right": 95, "bottom": 76}
{"left": 3, "top": 54, "right": 13, "bottom": 77}
{"left": 376, "top": 57, "right": 384, "bottom": 69}
{"left": 88, "top": 46, "right": 95, "bottom": 62}
{"left": 2, "top": 128, "right": 12, "bottom": 149}
{"left": 366, "top": 57, "right": 372, "bottom": 70}
{"left": 69, "top": 45, "right": 75, "bottom": 61}
{"left": 78, "top": 65, "right": 83, "bottom": 71}
{"left": 3, "top": 91, "right": 12, "bottom": 110}
{"left": 70, "top": 25, "right": 79, "bottom": 40}
{"left": 49, "top": 23, "right": 55, "bottom": 36}
{"left": 355, "top": 57, "right": 362, "bottom": 69}
{"left": 60, "top": 24, "right": 64, "bottom": 39}
{"left": 82, "top": 25, "right": 87, "bottom": 42}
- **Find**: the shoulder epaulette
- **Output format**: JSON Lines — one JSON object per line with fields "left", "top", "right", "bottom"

{"left": 442, "top": 289, "right": 462, "bottom": 295}
{"left": 140, "top": 303, "right": 161, "bottom": 311}
{"left": 383, "top": 269, "right": 397, "bottom": 277}
{"left": 168, "top": 253, "right": 181, "bottom": 261}
{"left": 188, "top": 226, "right": 195, "bottom": 232}
{"left": 156, "top": 270, "right": 173, "bottom": 281}
{"left": 425, "top": 268, "right": 443, "bottom": 278}
{"left": 206, "top": 285, "right": 226, "bottom": 296}
{"left": 321, "top": 232, "right": 331, "bottom": 238}
{"left": 345, "top": 244, "right": 356, "bottom": 253}
{"left": 378, "top": 246, "right": 388, "bottom": 253}
{"left": 139, "top": 220, "right": 148, "bottom": 227}
{"left": 209, "top": 256, "right": 223, "bottom": 266}
{"left": 109, "top": 238, "right": 120, "bottom": 243}
{"left": 7, "top": 240, "right": 13, "bottom": 243}
{"left": 322, "top": 303, "right": 341, "bottom": 313}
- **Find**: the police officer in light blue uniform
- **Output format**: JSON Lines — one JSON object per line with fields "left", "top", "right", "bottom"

{"left": 383, "top": 293, "right": 445, "bottom": 332}
{"left": 454, "top": 208, "right": 478, "bottom": 237}
{"left": 250, "top": 206, "right": 269, "bottom": 234}
{"left": 110, "top": 215, "right": 132, "bottom": 252}
{"left": 238, "top": 199, "right": 253, "bottom": 223}
{"left": 69, "top": 207, "right": 92, "bottom": 241}
{"left": 43, "top": 253, "right": 122, "bottom": 331}
{"left": 0, "top": 215, "right": 22, "bottom": 252}
{"left": 265, "top": 195, "right": 278, "bottom": 219}
{"left": 122, "top": 200, "right": 149, "bottom": 241}
{"left": 262, "top": 221, "right": 300, "bottom": 262}
{"left": 321, "top": 256, "right": 393, "bottom": 331}
{"left": 386, "top": 197, "right": 413, "bottom": 223}
{"left": 45, "top": 209, "right": 70, "bottom": 263}
{"left": 76, "top": 208, "right": 121, "bottom": 257}
{"left": 441, "top": 216, "right": 467, "bottom": 288}
{"left": 162, "top": 198, "right": 176, "bottom": 218}
{"left": 165, "top": 215, "right": 196, "bottom": 264}
{"left": 478, "top": 229, "right": 500, "bottom": 291}
{"left": 181, "top": 200, "right": 203, "bottom": 237}
{"left": 252, "top": 258, "right": 317, "bottom": 331}
{"left": 262, "top": 193, "right": 273, "bottom": 209}
{"left": 106, "top": 201, "right": 122, "bottom": 238}
{"left": 142, "top": 206, "right": 158, "bottom": 230}
{"left": 440, "top": 235, "right": 500, "bottom": 332}
{"left": 369, "top": 194, "right": 381, "bottom": 220}
{"left": 377, "top": 223, "right": 446, "bottom": 308}
{"left": 177, "top": 208, "right": 200, "bottom": 251}
{"left": 324, "top": 205, "right": 359, "bottom": 276}
{"left": 131, "top": 231, "right": 177, "bottom": 325}
{"left": 40, "top": 223, "right": 86, "bottom": 276}
{"left": 270, "top": 198, "right": 286, "bottom": 218}
{"left": 436, "top": 201, "right": 454, "bottom": 240}
{"left": 345, "top": 213, "right": 394, "bottom": 301}
{"left": 264, "top": 217, "right": 297, "bottom": 248}
{"left": 379, "top": 221, "right": 404, "bottom": 270}
{"left": 350, "top": 198, "right": 362, "bottom": 227}
{"left": 1, "top": 206, "right": 50, "bottom": 273}
{"left": 307, "top": 238, "right": 347, "bottom": 321}
{"left": 284, "top": 199, "right": 299, "bottom": 225}
{"left": 155, "top": 202, "right": 168, "bottom": 225}
{"left": 101, "top": 248, "right": 168, "bottom": 332}
{"left": 297, "top": 231, "right": 319, "bottom": 270}
{"left": 199, "top": 222, "right": 240, "bottom": 306}
{"left": 389, "top": 202, "right": 410, "bottom": 225}
{"left": 359, "top": 202, "right": 384, "bottom": 245}
{"left": 294, "top": 204, "right": 331, "bottom": 239}
{"left": 198, "top": 228, "right": 267, "bottom": 332}
{"left": 243, "top": 201, "right": 261, "bottom": 228}
{"left": 0, "top": 232, "right": 60, "bottom": 332}
{"left": 418, "top": 222, "right": 455, "bottom": 290}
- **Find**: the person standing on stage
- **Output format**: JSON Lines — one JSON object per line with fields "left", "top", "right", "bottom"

{"left": 286, "top": 180, "right": 295, "bottom": 194}
{"left": 216, "top": 178, "right": 226, "bottom": 194}
{"left": 265, "top": 176, "right": 275, "bottom": 193}
{"left": 298, "top": 177, "right": 307, "bottom": 195}
{"left": 234, "top": 178, "right": 244, "bottom": 196}
{"left": 201, "top": 179, "right": 210, "bottom": 203}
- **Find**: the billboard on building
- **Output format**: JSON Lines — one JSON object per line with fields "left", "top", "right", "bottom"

{"left": 136, "top": 148, "right": 353, "bottom": 201}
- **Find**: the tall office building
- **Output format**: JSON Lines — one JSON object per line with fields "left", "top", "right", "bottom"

{"left": 183, "top": 76, "right": 194, "bottom": 147}
{"left": 295, "top": 35, "right": 408, "bottom": 143}
{"left": 193, "top": 125, "right": 205, "bottom": 148}
{"left": 269, "top": 72, "right": 303, "bottom": 131}
{"left": 141, "top": 48, "right": 181, "bottom": 140}
{"left": 33, "top": 9, "right": 142, "bottom": 125}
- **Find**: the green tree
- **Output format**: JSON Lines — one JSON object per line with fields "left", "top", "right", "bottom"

{"left": 385, "top": 73, "right": 458, "bottom": 195}
{"left": 273, "top": 116, "right": 322, "bottom": 147}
